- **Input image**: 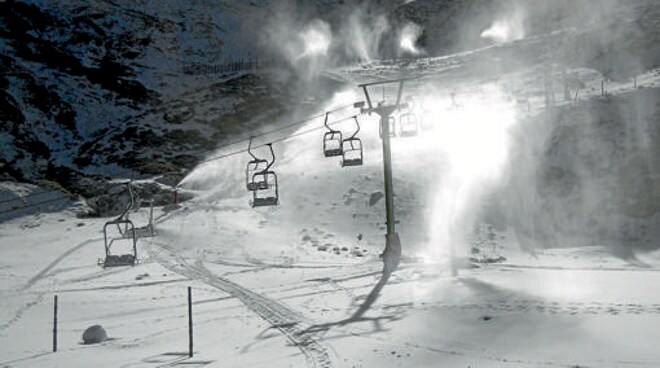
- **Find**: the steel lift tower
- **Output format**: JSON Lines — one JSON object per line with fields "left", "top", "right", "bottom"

{"left": 357, "top": 78, "right": 410, "bottom": 273}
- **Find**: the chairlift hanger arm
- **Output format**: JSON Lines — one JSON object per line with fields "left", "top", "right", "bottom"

{"left": 323, "top": 112, "right": 333, "bottom": 131}
{"left": 264, "top": 143, "right": 275, "bottom": 171}
{"left": 248, "top": 136, "right": 258, "bottom": 161}
{"left": 348, "top": 116, "right": 360, "bottom": 139}
{"left": 113, "top": 182, "right": 134, "bottom": 222}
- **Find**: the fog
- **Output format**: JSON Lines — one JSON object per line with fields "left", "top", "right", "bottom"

{"left": 244, "top": 0, "right": 659, "bottom": 260}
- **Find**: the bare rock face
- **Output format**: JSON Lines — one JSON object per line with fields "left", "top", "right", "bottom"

{"left": 82, "top": 325, "right": 108, "bottom": 345}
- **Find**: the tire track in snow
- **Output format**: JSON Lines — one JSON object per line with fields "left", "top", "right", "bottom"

{"left": 149, "top": 242, "right": 333, "bottom": 368}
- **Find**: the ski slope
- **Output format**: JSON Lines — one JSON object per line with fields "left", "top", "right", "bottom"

{"left": 2, "top": 51, "right": 660, "bottom": 368}
{"left": 1, "top": 205, "right": 659, "bottom": 367}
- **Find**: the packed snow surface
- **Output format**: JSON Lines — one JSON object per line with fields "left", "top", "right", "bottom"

{"left": 1, "top": 67, "right": 660, "bottom": 367}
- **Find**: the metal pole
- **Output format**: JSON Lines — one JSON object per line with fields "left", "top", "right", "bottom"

{"left": 53, "top": 295, "right": 58, "bottom": 352}
{"left": 380, "top": 114, "right": 396, "bottom": 236}
{"left": 188, "top": 286, "right": 193, "bottom": 358}
{"left": 378, "top": 110, "right": 401, "bottom": 273}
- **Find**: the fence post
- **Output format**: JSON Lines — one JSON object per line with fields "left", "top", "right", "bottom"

{"left": 53, "top": 295, "right": 58, "bottom": 352}
{"left": 188, "top": 286, "right": 193, "bottom": 358}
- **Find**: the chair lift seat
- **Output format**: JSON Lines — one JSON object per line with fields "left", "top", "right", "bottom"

{"left": 101, "top": 254, "right": 137, "bottom": 268}
{"left": 399, "top": 113, "right": 418, "bottom": 137}
{"left": 341, "top": 138, "right": 363, "bottom": 167}
{"left": 250, "top": 170, "right": 279, "bottom": 207}
{"left": 123, "top": 224, "right": 154, "bottom": 239}
{"left": 323, "top": 130, "right": 343, "bottom": 157}
{"left": 101, "top": 219, "right": 137, "bottom": 268}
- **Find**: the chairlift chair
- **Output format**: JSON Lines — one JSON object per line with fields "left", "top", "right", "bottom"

{"left": 101, "top": 219, "right": 137, "bottom": 267}
{"left": 398, "top": 112, "right": 418, "bottom": 137}
{"left": 322, "top": 112, "right": 343, "bottom": 157}
{"left": 119, "top": 183, "right": 155, "bottom": 239}
{"left": 251, "top": 171, "right": 279, "bottom": 207}
{"left": 341, "top": 116, "right": 364, "bottom": 167}
{"left": 246, "top": 136, "right": 269, "bottom": 191}
{"left": 250, "top": 143, "right": 279, "bottom": 207}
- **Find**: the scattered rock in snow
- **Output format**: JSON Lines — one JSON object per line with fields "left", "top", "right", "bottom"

{"left": 82, "top": 325, "right": 108, "bottom": 344}
{"left": 369, "top": 191, "right": 384, "bottom": 206}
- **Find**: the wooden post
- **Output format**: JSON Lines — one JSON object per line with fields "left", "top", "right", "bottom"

{"left": 173, "top": 190, "right": 178, "bottom": 204}
{"left": 188, "top": 286, "right": 193, "bottom": 358}
{"left": 53, "top": 295, "right": 58, "bottom": 352}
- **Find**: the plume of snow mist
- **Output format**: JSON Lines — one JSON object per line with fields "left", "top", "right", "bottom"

{"left": 418, "top": 85, "right": 519, "bottom": 264}
{"left": 258, "top": 4, "right": 332, "bottom": 82}
{"left": 298, "top": 20, "right": 332, "bottom": 59}
{"left": 399, "top": 22, "right": 424, "bottom": 56}
{"left": 480, "top": 6, "right": 525, "bottom": 44}
{"left": 337, "top": 7, "right": 389, "bottom": 63}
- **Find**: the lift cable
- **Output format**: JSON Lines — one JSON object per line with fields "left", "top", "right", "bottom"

{"left": 198, "top": 114, "right": 358, "bottom": 165}
{"left": 0, "top": 196, "right": 75, "bottom": 215}
{"left": 0, "top": 103, "right": 357, "bottom": 207}
{"left": 1, "top": 112, "right": 360, "bottom": 214}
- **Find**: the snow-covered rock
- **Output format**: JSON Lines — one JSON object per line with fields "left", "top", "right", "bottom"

{"left": 82, "top": 324, "right": 107, "bottom": 345}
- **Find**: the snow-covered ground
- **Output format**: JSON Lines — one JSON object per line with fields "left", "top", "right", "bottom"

{"left": 2, "top": 62, "right": 660, "bottom": 367}
{"left": 1, "top": 205, "right": 659, "bottom": 367}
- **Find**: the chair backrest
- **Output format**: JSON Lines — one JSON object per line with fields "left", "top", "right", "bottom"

{"left": 246, "top": 158, "right": 269, "bottom": 190}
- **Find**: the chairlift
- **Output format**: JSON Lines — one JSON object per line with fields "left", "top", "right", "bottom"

{"left": 246, "top": 136, "right": 269, "bottom": 191}
{"left": 121, "top": 183, "right": 155, "bottom": 238}
{"left": 100, "top": 185, "right": 137, "bottom": 267}
{"left": 341, "top": 116, "right": 363, "bottom": 167}
{"left": 379, "top": 116, "right": 397, "bottom": 139}
{"left": 399, "top": 112, "right": 418, "bottom": 137}
{"left": 322, "top": 112, "right": 343, "bottom": 157}
{"left": 98, "top": 181, "right": 155, "bottom": 267}
{"left": 100, "top": 218, "right": 137, "bottom": 267}
{"left": 251, "top": 143, "right": 279, "bottom": 207}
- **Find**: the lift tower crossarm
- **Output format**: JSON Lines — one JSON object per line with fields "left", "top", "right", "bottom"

{"left": 357, "top": 78, "right": 410, "bottom": 110}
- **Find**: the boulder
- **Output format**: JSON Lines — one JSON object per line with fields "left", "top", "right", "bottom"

{"left": 82, "top": 324, "right": 108, "bottom": 344}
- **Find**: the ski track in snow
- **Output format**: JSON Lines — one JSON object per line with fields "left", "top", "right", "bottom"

{"left": 1, "top": 237, "right": 100, "bottom": 334}
{"left": 21, "top": 237, "right": 101, "bottom": 291}
{"left": 0, "top": 293, "right": 44, "bottom": 333}
{"left": 148, "top": 241, "right": 334, "bottom": 368}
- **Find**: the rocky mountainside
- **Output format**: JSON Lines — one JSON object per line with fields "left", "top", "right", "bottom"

{"left": 0, "top": 0, "right": 311, "bottom": 208}
{"left": 1, "top": 0, "right": 658, "bottom": 224}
